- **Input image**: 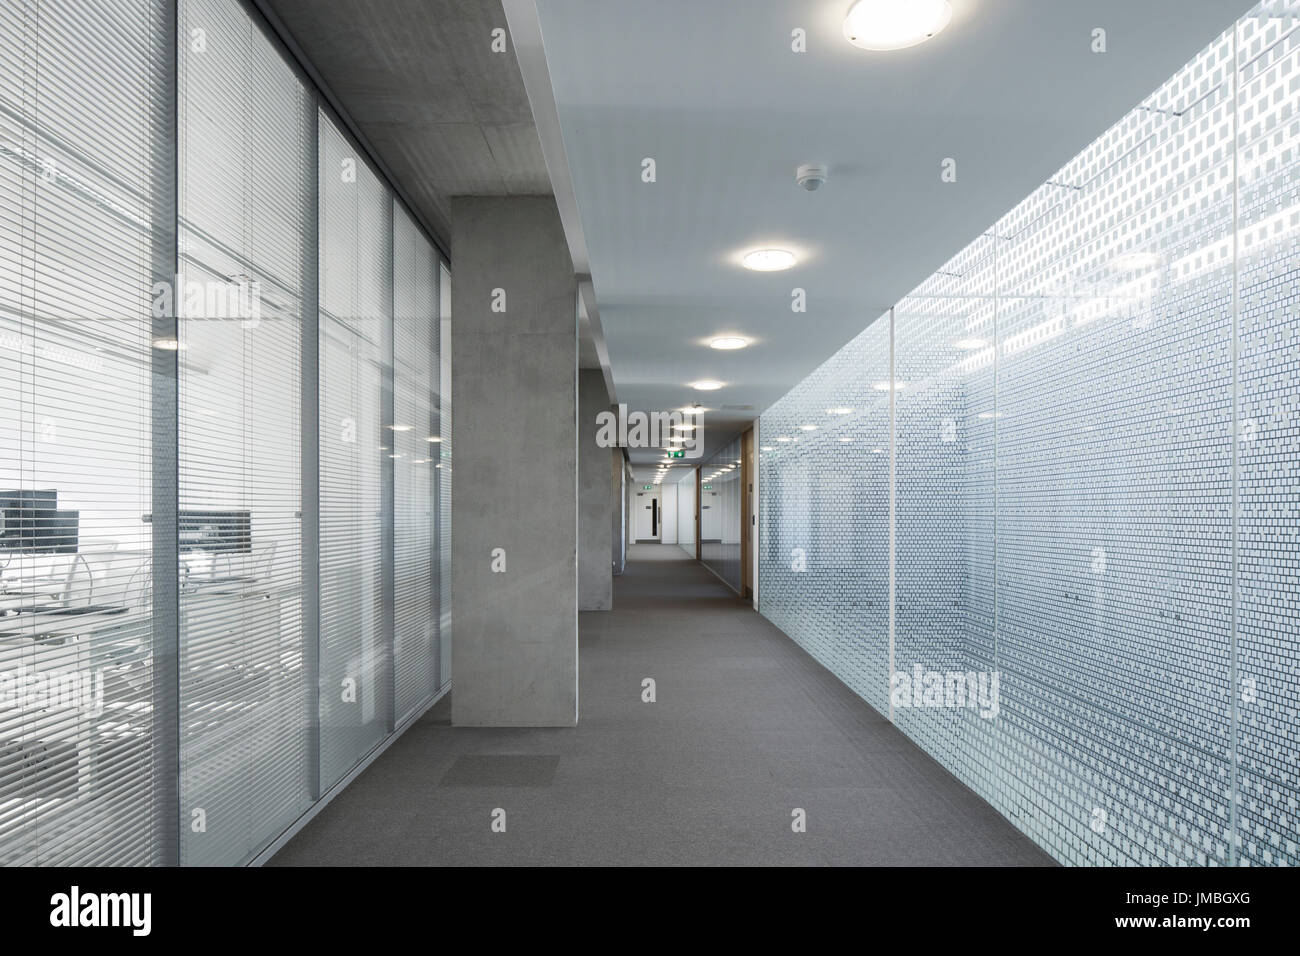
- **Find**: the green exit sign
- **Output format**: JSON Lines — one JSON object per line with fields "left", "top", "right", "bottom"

{"left": 702, "top": 484, "right": 712, "bottom": 490}
{"left": 642, "top": 485, "right": 653, "bottom": 490}
{"left": 669, "top": 450, "right": 685, "bottom": 458}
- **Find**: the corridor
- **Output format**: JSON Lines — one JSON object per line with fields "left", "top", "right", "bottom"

{"left": 271, "top": 544, "right": 1051, "bottom": 866}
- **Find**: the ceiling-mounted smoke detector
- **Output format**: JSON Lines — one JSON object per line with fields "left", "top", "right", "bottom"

{"left": 796, "top": 163, "right": 829, "bottom": 191}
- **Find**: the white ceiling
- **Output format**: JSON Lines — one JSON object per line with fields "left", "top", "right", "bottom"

{"left": 528, "top": 0, "right": 1253, "bottom": 478}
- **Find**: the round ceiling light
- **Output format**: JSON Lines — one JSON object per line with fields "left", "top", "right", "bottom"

{"left": 742, "top": 249, "right": 797, "bottom": 272}
{"left": 710, "top": 336, "right": 749, "bottom": 350}
{"left": 843, "top": 0, "right": 952, "bottom": 51}
{"left": 691, "top": 380, "right": 723, "bottom": 391}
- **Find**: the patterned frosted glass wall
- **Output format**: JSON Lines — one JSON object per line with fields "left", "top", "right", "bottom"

{"left": 1235, "top": 6, "right": 1300, "bottom": 867}
{"left": 759, "top": 1, "right": 1299, "bottom": 866}
{"left": 760, "top": 319, "right": 891, "bottom": 713}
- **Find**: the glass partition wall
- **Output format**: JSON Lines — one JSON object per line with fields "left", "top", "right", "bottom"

{"left": 0, "top": 0, "right": 449, "bottom": 866}
{"left": 759, "top": 0, "right": 1300, "bottom": 866}
{"left": 0, "top": 0, "right": 172, "bottom": 866}
{"left": 699, "top": 436, "right": 743, "bottom": 592}
{"left": 675, "top": 469, "right": 695, "bottom": 557}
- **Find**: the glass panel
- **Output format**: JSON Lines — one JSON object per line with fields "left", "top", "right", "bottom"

{"left": 0, "top": 0, "right": 168, "bottom": 866}
{"left": 318, "top": 111, "right": 391, "bottom": 790}
{"left": 176, "top": 0, "right": 313, "bottom": 866}
{"left": 1234, "top": 0, "right": 1300, "bottom": 867}
{"left": 699, "top": 434, "right": 742, "bottom": 591}
{"left": 893, "top": 236, "right": 998, "bottom": 800}
{"left": 437, "top": 263, "right": 451, "bottom": 690}
{"left": 392, "top": 203, "right": 436, "bottom": 722}
{"left": 758, "top": 318, "right": 892, "bottom": 713}
{"left": 993, "top": 27, "right": 1237, "bottom": 864}
{"left": 676, "top": 469, "right": 695, "bottom": 556}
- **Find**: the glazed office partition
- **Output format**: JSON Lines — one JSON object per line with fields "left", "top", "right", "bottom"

{"left": 699, "top": 436, "right": 744, "bottom": 593}
{"left": 0, "top": 0, "right": 449, "bottom": 866}
{"left": 760, "top": 1, "right": 1300, "bottom": 866}
{"left": 317, "top": 110, "right": 391, "bottom": 789}
{"left": 676, "top": 469, "right": 695, "bottom": 557}
{"left": 177, "top": 0, "right": 314, "bottom": 866}
{"left": 0, "top": 0, "right": 172, "bottom": 866}
{"left": 438, "top": 263, "right": 452, "bottom": 688}
{"left": 392, "top": 204, "right": 439, "bottom": 723}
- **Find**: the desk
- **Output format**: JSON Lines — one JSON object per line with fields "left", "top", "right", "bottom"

{"left": 0, "top": 604, "right": 138, "bottom": 640}
{"left": 0, "top": 577, "right": 300, "bottom": 865}
{"left": 0, "top": 604, "right": 151, "bottom": 864}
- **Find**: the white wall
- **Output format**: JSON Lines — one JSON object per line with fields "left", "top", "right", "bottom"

{"left": 660, "top": 482, "right": 678, "bottom": 544}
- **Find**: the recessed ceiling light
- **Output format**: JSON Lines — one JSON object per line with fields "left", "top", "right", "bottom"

{"left": 710, "top": 336, "right": 749, "bottom": 350}
{"left": 799, "top": 425, "right": 818, "bottom": 431}
{"left": 742, "top": 249, "right": 797, "bottom": 272}
{"left": 953, "top": 338, "right": 988, "bottom": 350}
{"left": 827, "top": 407, "right": 853, "bottom": 415}
{"left": 388, "top": 424, "right": 412, "bottom": 431}
{"left": 691, "top": 380, "right": 723, "bottom": 391}
{"left": 843, "top": 0, "right": 952, "bottom": 51}
{"left": 152, "top": 338, "right": 185, "bottom": 350}
{"left": 427, "top": 436, "right": 443, "bottom": 443}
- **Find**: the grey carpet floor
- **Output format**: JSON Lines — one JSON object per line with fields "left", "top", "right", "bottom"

{"left": 269, "top": 543, "right": 1053, "bottom": 866}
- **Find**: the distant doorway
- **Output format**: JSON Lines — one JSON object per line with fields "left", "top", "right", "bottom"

{"left": 634, "top": 491, "right": 660, "bottom": 540}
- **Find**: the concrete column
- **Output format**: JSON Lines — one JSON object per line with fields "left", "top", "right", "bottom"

{"left": 611, "top": 447, "right": 625, "bottom": 575}
{"left": 451, "top": 196, "right": 577, "bottom": 727}
{"left": 578, "top": 370, "right": 613, "bottom": 609}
